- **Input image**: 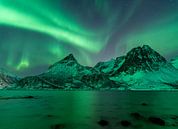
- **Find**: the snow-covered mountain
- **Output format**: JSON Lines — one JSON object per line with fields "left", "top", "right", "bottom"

{"left": 109, "top": 45, "right": 178, "bottom": 90}
{"left": 94, "top": 45, "right": 178, "bottom": 90}
{"left": 171, "top": 57, "right": 178, "bottom": 69}
{"left": 46, "top": 54, "right": 95, "bottom": 79}
{"left": 94, "top": 56, "right": 125, "bottom": 75}
{"left": 6, "top": 45, "right": 178, "bottom": 90}
{"left": 110, "top": 67, "right": 178, "bottom": 90}
{"left": 13, "top": 54, "right": 117, "bottom": 90}
{"left": 94, "top": 45, "right": 169, "bottom": 75}
{"left": 0, "top": 68, "right": 19, "bottom": 89}
{"left": 113, "top": 45, "right": 169, "bottom": 75}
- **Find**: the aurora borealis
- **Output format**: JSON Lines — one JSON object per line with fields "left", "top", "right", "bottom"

{"left": 0, "top": 0, "right": 178, "bottom": 76}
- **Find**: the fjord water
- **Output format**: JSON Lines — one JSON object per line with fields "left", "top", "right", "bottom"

{"left": 0, "top": 91, "right": 178, "bottom": 129}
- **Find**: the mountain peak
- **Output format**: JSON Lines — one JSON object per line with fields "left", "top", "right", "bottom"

{"left": 141, "top": 45, "right": 157, "bottom": 53}
{"left": 115, "top": 45, "right": 167, "bottom": 75}
{"left": 128, "top": 45, "right": 154, "bottom": 54}
{"left": 142, "top": 44, "right": 151, "bottom": 49}
{"left": 48, "top": 54, "right": 78, "bottom": 69}
{"left": 62, "top": 54, "right": 77, "bottom": 62}
{"left": 55, "top": 53, "right": 78, "bottom": 63}
{"left": 127, "top": 45, "right": 166, "bottom": 61}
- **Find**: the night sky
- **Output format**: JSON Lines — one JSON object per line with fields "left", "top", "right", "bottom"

{"left": 0, "top": 0, "right": 178, "bottom": 76}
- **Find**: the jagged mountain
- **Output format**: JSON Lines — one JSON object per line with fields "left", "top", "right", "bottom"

{"left": 45, "top": 54, "right": 95, "bottom": 78}
{"left": 109, "top": 45, "right": 178, "bottom": 89}
{"left": 94, "top": 56, "right": 125, "bottom": 75}
{"left": 13, "top": 54, "right": 117, "bottom": 90}
{"left": 114, "top": 45, "right": 168, "bottom": 75}
{"left": 0, "top": 68, "right": 19, "bottom": 88}
{"left": 94, "top": 45, "right": 178, "bottom": 90}
{"left": 6, "top": 45, "right": 178, "bottom": 90}
{"left": 94, "top": 45, "right": 169, "bottom": 76}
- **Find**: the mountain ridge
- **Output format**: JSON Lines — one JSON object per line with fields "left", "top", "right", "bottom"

{"left": 2, "top": 45, "right": 178, "bottom": 90}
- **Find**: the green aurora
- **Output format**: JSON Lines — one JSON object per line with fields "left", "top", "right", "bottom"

{"left": 0, "top": 0, "right": 178, "bottom": 76}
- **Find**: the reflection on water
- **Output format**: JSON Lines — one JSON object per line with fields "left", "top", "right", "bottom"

{"left": 0, "top": 91, "right": 178, "bottom": 129}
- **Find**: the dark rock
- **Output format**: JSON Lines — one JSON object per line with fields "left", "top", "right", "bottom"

{"left": 171, "top": 117, "right": 177, "bottom": 120}
{"left": 98, "top": 120, "right": 109, "bottom": 126}
{"left": 148, "top": 117, "right": 165, "bottom": 126}
{"left": 50, "top": 124, "right": 65, "bottom": 129}
{"left": 23, "top": 96, "right": 35, "bottom": 99}
{"left": 120, "top": 120, "right": 132, "bottom": 127}
{"left": 0, "top": 96, "right": 35, "bottom": 100}
{"left": 0, "top": 97, "right": 10, "bottom": 100}
{"left": 171, "top": 115, "right": 178, "bottom": 120}
{"left": 141, "top": 103, "right": 148, "bottom": 106}
{"left": 130, "top": 112, "right": 143, "bottom": 120}
{"left": 172, "top": 124, "right": 176, "bottom": 126}
{"left": 47, "top": 114, "right": 54, "bottom": 118}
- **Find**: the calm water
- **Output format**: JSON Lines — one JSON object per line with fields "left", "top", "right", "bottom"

{"left": 0, "top": 91, "right": 178, "bottom": 129}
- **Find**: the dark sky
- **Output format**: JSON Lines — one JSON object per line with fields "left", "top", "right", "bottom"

{"left": 0, "top": 0, "right": 178, "bottom": 76}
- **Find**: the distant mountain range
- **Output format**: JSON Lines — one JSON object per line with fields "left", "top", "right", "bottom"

{"left": 2, "top": 45, "right": 178, "bottom": 90}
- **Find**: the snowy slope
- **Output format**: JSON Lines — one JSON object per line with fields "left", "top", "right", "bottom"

{"left": 45, "top": 54, "right": 94, "bottom": 78}
{"left": 111, "top": 66, "right": 178, "bottom": 90}
{"left": 171, "top": 57, "right": 178, "bottom": 69}
{"left": 0, "top": 68, "right": 19, "bottom": 88}
{"left": 94, "top": 56, "right": 125, "bottom": 75}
